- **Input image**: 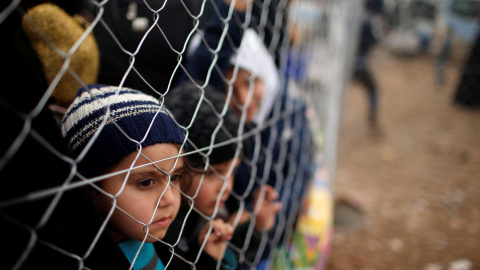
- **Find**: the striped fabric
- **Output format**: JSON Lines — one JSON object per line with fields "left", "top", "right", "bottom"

{"left": 61, "top": 84, "right": 185, "bottom": 177}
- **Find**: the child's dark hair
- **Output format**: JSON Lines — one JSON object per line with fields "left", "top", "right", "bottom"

{"left": 166, "top": 81, "right": 249, "bottom": 170}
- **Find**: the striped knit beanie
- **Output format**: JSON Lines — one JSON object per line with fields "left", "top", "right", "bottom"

{"left": 61, "top": 84, "right": 185, "bottom": 177}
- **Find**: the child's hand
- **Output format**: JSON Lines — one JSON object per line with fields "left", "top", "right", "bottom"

{"left": 253, "top": 185, "right": 282, "bottom": 232}
{"left": 199, "top": 219, "right": 234, "bottom": 260}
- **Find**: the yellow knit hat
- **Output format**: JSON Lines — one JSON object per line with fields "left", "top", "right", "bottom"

{"left": 22, "top": 3, "right": 99, "bottom": 108}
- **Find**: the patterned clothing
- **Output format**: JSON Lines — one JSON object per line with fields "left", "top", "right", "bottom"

{"left": 119, "top": 239, "right": 164, "bottom": 270}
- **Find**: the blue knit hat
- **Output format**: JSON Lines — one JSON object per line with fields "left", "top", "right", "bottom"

{"left": 62, "top": 84, "right": 185, "bottom": 177}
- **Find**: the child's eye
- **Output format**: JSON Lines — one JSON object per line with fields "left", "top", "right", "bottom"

{"left": 169, "top": 173, "right": 183, "bottom": 183}
{"left": 137, "top": 178, "right": 155, "bottom": 189}
{"left": 204, "top": 169, "right": 215, "bottom": 176}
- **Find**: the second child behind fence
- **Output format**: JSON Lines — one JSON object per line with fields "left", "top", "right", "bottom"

{"left": 165, "top": 81, "right": 282, "bottom": 268}
{"left": 181, "top": 0, "right": 316, "bottom": 264}
{"left": 61, "top": 84, "right": 234, "bottom": 269}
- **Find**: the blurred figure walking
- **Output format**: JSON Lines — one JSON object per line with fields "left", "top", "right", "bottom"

{"left": 353, "top": 0, "right": 384, "bottom": 131}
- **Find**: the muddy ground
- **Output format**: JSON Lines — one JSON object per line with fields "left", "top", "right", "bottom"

{"left": 325, "top": 45, "right": 480, "bottom": 270}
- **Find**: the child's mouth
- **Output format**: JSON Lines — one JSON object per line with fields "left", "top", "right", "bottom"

{"left": 152, "top": 216, "right": 170, "bottom": 228}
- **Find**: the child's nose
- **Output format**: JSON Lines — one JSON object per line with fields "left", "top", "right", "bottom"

{"left": 236, "top": 86, "right": 250, "bottom": 106}
{"left": 218, "top": 175, "right": 233, "bottom": 197}
{"left": 158, "top": 184, "right": 176, "bottom": 207}
{"left": 226, "top": 175, "right": 234, "bottom": 191}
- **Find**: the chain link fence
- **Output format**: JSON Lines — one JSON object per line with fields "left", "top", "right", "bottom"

{"left": 0, "top": 0, "right": 361, "bottom": 269}
{"left": 5, "top": 0, "right": 479, "bottom": 269}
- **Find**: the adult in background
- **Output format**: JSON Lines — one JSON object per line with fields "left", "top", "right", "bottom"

{"left": 453, "top": 17, "right": 480, "bottom": 108}
{"left": 352, "top": 0, "right": 384, "bottom": 131}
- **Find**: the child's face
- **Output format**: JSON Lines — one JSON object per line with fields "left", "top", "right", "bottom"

{"left": 93, "top": 143, "right": 184, "bottom": 243}
{"left": 226, "top": 68, "right": 265, "bottom": 122}
{"left": 185, "top": 159, "right": 241, "bottom": 217}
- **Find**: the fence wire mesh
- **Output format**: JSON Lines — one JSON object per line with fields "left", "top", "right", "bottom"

{"left": 2, "top": 0, "right": 479, "bottom": 269}
{"left": 0, "top": 0, "right": 357, "bottom": 269}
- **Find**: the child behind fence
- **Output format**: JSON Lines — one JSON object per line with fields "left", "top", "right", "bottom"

{"left": 164, "top": 81, "right": 282, "bottom": 268}
{"left": 225, "top": 28, "right": 315, "bottom": 269}
{"left": 184, "top": 21, "right": 315, "bottom": 268}
{"left": 61, "top": 84, "right": 233, "bottom": 269}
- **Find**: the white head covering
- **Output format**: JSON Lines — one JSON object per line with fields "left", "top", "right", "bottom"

{"left": 229, "top": 28, "right": 280, "bottom": 124}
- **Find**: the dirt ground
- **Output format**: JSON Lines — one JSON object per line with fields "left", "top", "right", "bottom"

{"left": 325, "top": 45, "right": 480, "bottom": 270}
